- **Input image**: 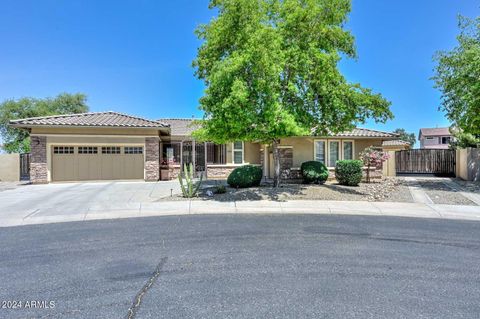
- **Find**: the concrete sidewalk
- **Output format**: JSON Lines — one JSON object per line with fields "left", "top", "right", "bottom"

{"left": 2, "top": 199, "right": 480, "bottom": 227}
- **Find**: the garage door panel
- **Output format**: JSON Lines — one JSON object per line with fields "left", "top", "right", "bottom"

{"left": 52, "top": 154, "right": 77, "bottom": 181}
{"left": 124, "top": 154, "right": 144, "bottom": 179}
{"left": 52, "top": 145, "right": 145, "bottom": 182}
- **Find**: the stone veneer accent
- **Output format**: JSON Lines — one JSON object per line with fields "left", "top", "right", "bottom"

{"left": 30, "top": 136, "right": 48, "bottom": 184}
{"left": 279, "top": 147, "right": 293, "bottom": 180}
{"left": 145, "top": 137, "right": 160, "bottom": 181}
{"left": 206, "top": 166, "right": 237, "bottom": 179}
{"left": 160, "top": 165, "right": 181, "bottom": 180}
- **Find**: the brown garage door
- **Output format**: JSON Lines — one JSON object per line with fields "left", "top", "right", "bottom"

{"left": 52, "top": 146, "right": 144, "bottom": 182}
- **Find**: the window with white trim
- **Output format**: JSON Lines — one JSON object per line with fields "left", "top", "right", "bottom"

{"left": 124, "top": 147, "right": 143, "bottom": 154}
{"left": 314, "top": 140, "right": 326, "bottom": 164}
{"left": 102, "top": 146, "right": 121, "bottom": 154}
{"left": 329, "top": 141, "right": 340, "bottom": 167}
{"left": 233, "top": 141, "right": 244, "bottom": 164}
{"left": 53, "top": 146, "right": 74, "bottom": 154}
{"left": 78, "top": 146, "right": 98, "bottom": 154}
{"left": 343, "top": 141, "right": 353, "bottom": 160}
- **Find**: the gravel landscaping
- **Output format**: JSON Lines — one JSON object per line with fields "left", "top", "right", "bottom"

{"left": 416, "top": 179, "right": 477, "bottom": 206}
{"left": 158, "top": 177, "right": 413, "bottom": 203}
{"left": 452, "top": 179, "right": 480, "bottom": 194}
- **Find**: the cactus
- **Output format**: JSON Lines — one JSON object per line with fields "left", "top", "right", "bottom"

{"left": 178, "top": 163, "right": 203, "bottom": 198}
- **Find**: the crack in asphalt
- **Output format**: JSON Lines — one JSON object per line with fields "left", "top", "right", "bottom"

{"left": 125, "top": 257, "right": 168, "bottom": 319}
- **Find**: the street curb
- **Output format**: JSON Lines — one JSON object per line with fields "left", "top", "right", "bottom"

{"left": 2, "top": 199, "right": 480, "bottom": 228}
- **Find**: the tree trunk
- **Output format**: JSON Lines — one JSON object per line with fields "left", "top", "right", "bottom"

{"left": 272, "top": 139, "right": 281, "bottom": 187}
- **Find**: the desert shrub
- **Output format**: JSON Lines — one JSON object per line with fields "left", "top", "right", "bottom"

{"left": 178, "top": 163, "right": 203, "bottom": 198}
{"left": 300, "top": 161, "right": 329, "bottom": 184}
{"left": 215, "top": 184, "right": 227, "bottom": 194}
{"left": 335, "top": 160, "right": 363, "bottom": 186}
{"left": 227, "top": 165, "right": 263, "bottom": 188}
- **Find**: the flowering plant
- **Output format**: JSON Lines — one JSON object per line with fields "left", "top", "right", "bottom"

{"left": 359, "top": 147, "right": 390, "bottom": 183}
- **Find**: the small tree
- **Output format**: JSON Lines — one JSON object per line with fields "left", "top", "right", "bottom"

{"left": 193, "top": 0, "right": 393, "bottom": 187}
{"left": 359, "top": 147, "right": 390, "bottom": 183}
{"left": 0, "top": 93, "right": 88, "bottom": 153}
{"left": 433, "top": 16, "right": 480, "bottom": 136}
{"left": 393, "top": 128, "right": 416, "bottom": 147}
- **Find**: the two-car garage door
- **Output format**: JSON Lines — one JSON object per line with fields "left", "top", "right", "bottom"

{"left": 52, "top": 145, "right": 144, "bottom": 182}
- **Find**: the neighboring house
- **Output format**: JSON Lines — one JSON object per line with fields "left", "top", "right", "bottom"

{"left": 10, "top": 112, "right": 406, "bottom": 184}
{"left": 418, "top": 127, "right": 453, "bottom": 149}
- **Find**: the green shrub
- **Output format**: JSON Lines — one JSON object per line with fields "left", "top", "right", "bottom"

{"left": 227, "top": 165, "right": 263, "bottom": 188}
{"left": 335, "top": 160, "right": 363, "bottom": 186}
{"left": 300, "top": 161, "right": 329, "bottom": 184}
{"left": 215, "top": 184, "right": 227, "bottom": 194}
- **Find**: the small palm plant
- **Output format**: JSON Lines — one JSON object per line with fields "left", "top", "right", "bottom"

{"left": 178, "top": 163, "right": 203, "bottom": 198}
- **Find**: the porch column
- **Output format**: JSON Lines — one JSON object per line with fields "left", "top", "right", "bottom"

{"left": 145, "top": 137, "right": 160, "bottom": 181}
{"left": 204, "top": 142, "right": 208, "bottom": 179}
{"left": 30, "top": 135, "right": 48, "bottom": 184}
{"left": 262, "top": 144, "right": 269, "bottom": 180}
{"left": 192, "top": 139, "right": 196, "bottom": 173}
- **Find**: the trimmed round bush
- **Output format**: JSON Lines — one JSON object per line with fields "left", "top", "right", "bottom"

{"left": 227, "top": 165, "right": 263, "bottom": 188}
{"left": 335, "top": 160, "right": 363, "bottom": 186}
{"left": 301, "top": 161, "right": 329, "bottom": 184}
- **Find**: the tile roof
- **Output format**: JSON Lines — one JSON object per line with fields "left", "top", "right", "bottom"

{"left": 419, "top": 127, "right": 451, "bottom": 137}
{"left": 10, "top": 112, "right": 169, "bottom": 128}
{"left": 160, "top": 118, "right": 398, "bottom": 138}
{"left": 157, "top": 118, "right": 200, "bottom": 135}
{"left": 332, "top": 128, "right": 398, "bottom": 138}
{"left": 382, "top": 140, "right": 410, "bottom": 146}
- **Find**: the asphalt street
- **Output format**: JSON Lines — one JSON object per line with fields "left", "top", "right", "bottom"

{"left": 1, "top": 214, "right": 480, "bottom": 318}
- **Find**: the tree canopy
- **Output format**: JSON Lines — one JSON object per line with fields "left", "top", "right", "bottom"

{"left": 193, "top": 0, "right": 392, "bottom": 185}
{"left": 433, "top": 16, "right": 480, "bottom": 137}
{"left": 393, "top": 128, "right": 416, "bottom": 146}
{"left": 0, "top": 93, "right": 89, "bottom": 153}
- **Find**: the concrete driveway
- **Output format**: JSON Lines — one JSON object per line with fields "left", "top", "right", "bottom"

{"left": 0, "top": 181, "right": 182, "bottom": 224}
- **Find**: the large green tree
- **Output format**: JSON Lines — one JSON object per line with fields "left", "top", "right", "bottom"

{"left": 0, "top": 93, "right": 89, "bottom": 153}
{"left": 393, "top": 128, "right": 416, "bottom": 146}
{"left": 193, "top": 0, "right": 392, "bottom": 186}
{"left": 433, "top": 16, "right": 480, "bottom": 137}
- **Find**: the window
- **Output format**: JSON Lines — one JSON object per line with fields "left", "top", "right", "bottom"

{"left": 233, "top": 141, "right": 244, "bottom": 164}
{"left": 329, "top": 141, "right": 340, "bottom": 167}
{"left": 314, "top": 140, "right": 326, "bottom": 164}
{"left": 207, "top": 143, "right": 227, "bottom": 164}
{"left": 124, "top": 147, "right": 143, "bottom": 154}
{"left": 343, "top": 141, "right": 353, "bottom": 160}
{"left": 441, "top": 137, "right": 451, "bottom": 144}
{"left": 78, "top": 146, "right": 98, "bottom": 154}
{"left": 102, "top": 146, "right": 121, "bottom": 154}
{"left": 425, "top": 137, "right": 434, "bottom": 140}
{"left": 162, "top": 143, "right": 181, "bottom": 164}
{"left": 53, "top": 146, "right": 74, "bottom": 154}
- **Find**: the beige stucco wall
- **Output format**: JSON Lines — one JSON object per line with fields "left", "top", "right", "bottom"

{"left": 456, "top": 148, "right": 479, "bottom": 181}
{"left": 244, "top": 142, "right": 260, "bottom": 164}
{"left": 382, "top": 151, "right": 396, "bottom": 177}
{"left": 456, "top": 149, "right": 468, "bottom": 180}
{"left": 0, "top": 153, "right": 20, "bottom": 182}
{"left": 275, "top": 137, "right": 384, "bottom": 168}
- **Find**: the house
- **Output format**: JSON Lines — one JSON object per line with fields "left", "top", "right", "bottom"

{"left": 10, "top": 111, "right": 406, "bottom": 184}
{"left": 418, "top": 127, "right": 453, "bottom": 149}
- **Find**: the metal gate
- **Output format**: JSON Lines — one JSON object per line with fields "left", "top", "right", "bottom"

{"left": 20, "top": 153, "right": 30, "bottom": 180}
{"left": 395, "top": 149, "right": 456, "bottom": 176}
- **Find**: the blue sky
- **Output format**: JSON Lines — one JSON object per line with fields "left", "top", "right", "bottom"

{"left": 0, "top": 0, "right": 478, "bottom": 143}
